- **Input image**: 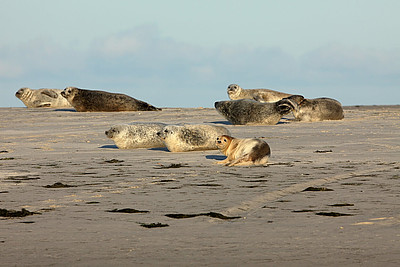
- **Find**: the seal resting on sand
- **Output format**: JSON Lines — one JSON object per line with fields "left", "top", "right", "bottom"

{"left": 105, "top": 123, "right": 166, "bottom": 149}
{"left": 216, "top": 135, "right": 271, "bottom": 166}
{"left": 61, "top": 87, "right": 161, "bottom": 112}
{"left": 214, "top": 99, "right": 292, "bottom": 125}
{"left": 278, "top": 95, "right": 344, "bottom": 122}
{"left": 15, "top": 87, "right": 72, "bottom": 108}
{"left": 227, "top": 84, "right": 292, "bottom": 103}
{"left": 157, "top": 124, "right": 230, "bottom": 152}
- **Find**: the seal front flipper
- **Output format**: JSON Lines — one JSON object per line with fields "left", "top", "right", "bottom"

{"left": 41, "top": 89, "right": 59, "bottom": 99}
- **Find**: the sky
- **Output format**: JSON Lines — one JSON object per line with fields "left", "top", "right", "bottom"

{"left": 1, "top": 0, "right": 399, "bottom": 108}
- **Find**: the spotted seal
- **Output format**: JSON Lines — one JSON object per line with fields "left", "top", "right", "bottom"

{"left": 227, "top": 84, "right": 292, "bottom": 103}
{"left": 105, "top": 123, "right": 167, "bottom": 149}
{"left": 216, "top": 135, "right": 271, "bottom": 166}
{"left": 279, "top": 95, "right": 344, "bottom": 122}
{"left": 214, "top": 99, "right": 292, "bottom": 125}
{"left": 156, "top": 124, "right": 231, "bottom": 152}
{"left": 61, "top": 87, "right": 161, "bottom": 112}
{"left": 15, "top": 87, "right": 72, "bottom": 108}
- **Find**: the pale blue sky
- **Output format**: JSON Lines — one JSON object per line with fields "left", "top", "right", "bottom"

{"left": 1, "top": 0, "right": 399, "bottom": 107}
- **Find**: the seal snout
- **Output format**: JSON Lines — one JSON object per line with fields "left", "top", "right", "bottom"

{"left": 105, "top": 129, "right": 113, "bottom": 138}
{"left": 157, "top": 129, "right": 168, "bottom": 139}
{"left": 156, "top": 131, "right": 164, "bottom": 139}
{"left": 15, "top": 88, "right": 26, "bottom": 98}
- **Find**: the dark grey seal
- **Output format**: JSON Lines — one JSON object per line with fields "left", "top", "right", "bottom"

{"left": 214, "top": 99, "right": 292, "bottom": 125}
{"left": 279, "top": 95, "right": 344, "bottom": 122}
{"left": 61, "top": 87, "right": 161, "bottom": 112}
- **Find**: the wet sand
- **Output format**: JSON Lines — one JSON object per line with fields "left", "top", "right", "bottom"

{"left": 1, "top": 106, "right": 399, "bottom": 266}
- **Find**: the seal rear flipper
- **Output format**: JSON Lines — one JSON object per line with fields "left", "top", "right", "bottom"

{"left": 276, "top": 99, "right": 296, "bottom": 115}
{"left": 227, "top": 154, "right": 251, "bottom": 166}
{"left": 37, "top": 103, "right": 52, "bottom": 107}
{"left": 32, "top": 100, "right": 51, "bottom": 108}
{"left": 137, "top": 100, "right": 161, "bottom": 111}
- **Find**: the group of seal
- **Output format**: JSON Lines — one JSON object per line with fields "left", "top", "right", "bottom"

{"left": 215, "top": 84, "right": 344, "bottom": 125}
{"left": 16, "top": 86, "right": 160, "bottom": 112}
{"left": 211, "top": 84, "right": 344, "bottom": 166}
{"left": 61, "top": 87, "right": 161, "bottom": 112}
{"left": 106, "top": 123, "right": 230, "bottom": 152}
{"left": 15, "top": 83, "right": 344, "bottom": 167}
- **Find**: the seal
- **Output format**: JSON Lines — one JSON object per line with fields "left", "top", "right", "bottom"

{"left": 156, "top": 124, "right": 231, "bottom": 152}
{"left": 214, "top": 99, "right": 292, "bottom": 125}
{"left": 105, "top": 122, "right": 167, "bottom": 149}
{"left": 61, "top": 87, "right": 161, "bottom": 112}
{"left": 227, "top": 84, "right": 292, "bottom": 103}
{"left": 278, "top": 95, "right": 344, "bottom": 122}
{"left": 215, "top": 135, "right": 271, "bottom": 166}
{"left": 15, "top": 87, "right": 72, "bottom": 108}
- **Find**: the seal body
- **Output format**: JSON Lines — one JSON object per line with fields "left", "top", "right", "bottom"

{"left": 105, "top": 123, "right": 166, "bottom": 149}
{"left": 227, "top": 84, "right": 292, "bottom": 103}
{"left": 214, "top": 99, "right": 292, "bottom": 125}
{"left": 15, "top": 87, "right": 72, "bottom": 108}
{"left": 157, "top": 124, "right": 231, "bottom": 152}
{"left": 216, "top": 135, "right": 271, "bottom": 166}
{"left": 278, "top": 95, "right": 344, "bottom": 122}
{"left": 61, "top": 87, "right": 161, "bottom": 112}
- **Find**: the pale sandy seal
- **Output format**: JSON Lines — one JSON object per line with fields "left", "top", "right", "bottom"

{"left": 61, "top": 87, "right": 161, "bottom": 112}
{"left": 214, "top": 99, "right": 292, "bottom": 125}
{"left": 279, "top": 95, "right": 344, "bottom": 122}
{"left": 215, "top": 135, "right": 271, "bottom": 166}
{"left": 227, "top": 84, "right": 292, "bottom": 103}
{"left": 156, "top": 124, "right": 231, "bottom": 152}
{"left": 105, "top": 123, "right": 167, "bottom": 149}
{"left": 15, "top": 87, "right": 72, "bottom": 108}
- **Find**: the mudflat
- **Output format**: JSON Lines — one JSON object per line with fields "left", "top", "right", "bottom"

{"left": 1, "top": 106, "right": 399, "bottom": 266}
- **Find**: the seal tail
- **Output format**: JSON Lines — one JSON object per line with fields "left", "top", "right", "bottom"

{"left": 141, "top": 102, "right": 162, "bottom": 111}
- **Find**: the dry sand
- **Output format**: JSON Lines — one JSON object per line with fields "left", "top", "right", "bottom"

{"left": 1, "top": 106, "right": 399, "bottom": 266}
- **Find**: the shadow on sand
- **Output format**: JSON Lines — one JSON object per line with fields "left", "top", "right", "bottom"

{"left": 205, "top": 155, "right": 226, "bottom": 160}
{"left": 99, "top": 145, "right": 118, "bottom": 149}
{"left": 53, "top": 108, "right": 76, "bottom": 112}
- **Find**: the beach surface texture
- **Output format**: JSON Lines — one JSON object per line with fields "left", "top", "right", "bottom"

{"left": 1, "top": 106, "right": 399, "bottom": 266}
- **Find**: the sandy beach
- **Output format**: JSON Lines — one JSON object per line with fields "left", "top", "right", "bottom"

{"left": 1, "top": 105, "right": 399, "bottom": 266}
